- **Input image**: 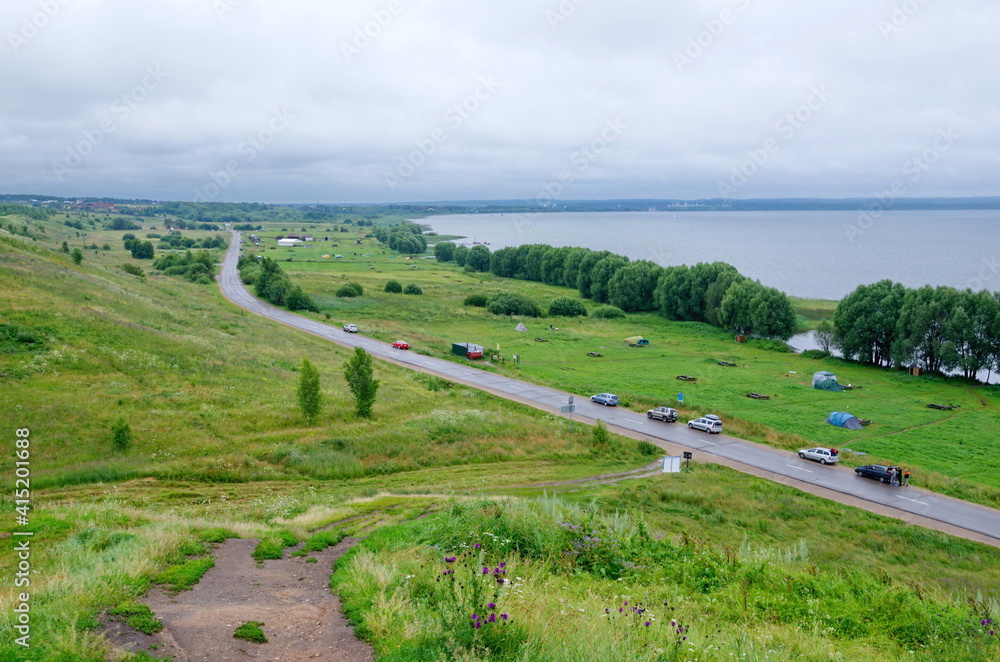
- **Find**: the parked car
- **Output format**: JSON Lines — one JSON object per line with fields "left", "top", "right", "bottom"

{"left": 590, "top": 393, "right": 619, "bottom": 406}
{"left": 647, "top": 406, "right": 678, "bottom": 422}
{"left": 854, "top": 464, "right": 897, "bottom": 483}
{"left": 798, "top": 447, "right": 840, "bottom": 465}
{"left": 343, "top": 323, "right": 358, "bottom": 333}
{"left": 392, "top": 340, "right": 410, "bottom": 349}
{"left": 688, "top": 414, "right": 722, "bottom": 434}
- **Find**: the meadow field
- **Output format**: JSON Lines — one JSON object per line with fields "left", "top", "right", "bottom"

{"left": 260, "top": 226, "right": 1000, "bottom": 505}
{"left": 1, "top": 209, "right": 998, "bottom": 661}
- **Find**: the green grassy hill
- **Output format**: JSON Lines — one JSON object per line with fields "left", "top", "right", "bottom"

{"left": 1, "top": 211, "right": 998, "bottom": 662}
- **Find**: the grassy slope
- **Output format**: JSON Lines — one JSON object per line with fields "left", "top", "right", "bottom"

{"left": 1, "top": 212, "right": 998, "bottom": 661}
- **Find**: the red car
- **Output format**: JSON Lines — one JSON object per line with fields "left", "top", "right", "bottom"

{"left": 392, "top": 340, "right": 410, "bottom": 349}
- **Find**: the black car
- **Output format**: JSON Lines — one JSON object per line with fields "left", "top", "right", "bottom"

{"left": 854, "top": 464, "right": 897, "bottom": 483}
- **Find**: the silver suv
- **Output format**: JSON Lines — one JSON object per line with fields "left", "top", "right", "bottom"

{"left": 688, "top": 414, "right": 722, "bottom": 434}
{"left": 647, "top": 406, "right": 678, "bottom": 422}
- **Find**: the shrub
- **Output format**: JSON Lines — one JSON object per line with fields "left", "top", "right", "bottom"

{"left": 463, "top": 293, "right": 488, "bottom": 307}
{"left": 403, "top": 283, "right": 423, "bottom": 295}
{"left": 110, "top": 417, "right": 131, "bottom": 453}
{"left": 336, "top": 282, "right": 364, "bottom": 297}
{"left": 591, "top": 305, "right": 625, "bottom": 319}
{"left": 548, "top": 296, "right": 588, "bottom": 317}
{"left": 119, "top": 263, "right": 144, "bottom": 278}
{"left": 800, "top": 349, "right": 831, "bottom": 360}
{"left": 487, "top": 293, "right": 541, "bottom": 317}
{"left": 384, "top": 279, "right": 402, "bottom": 293}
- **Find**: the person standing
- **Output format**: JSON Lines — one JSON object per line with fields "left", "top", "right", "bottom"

{"left": 903, "top": 469, "right": 910, "bottom": 486}
{"left": 889, "top": 466, "right": 898, "bottom": 486}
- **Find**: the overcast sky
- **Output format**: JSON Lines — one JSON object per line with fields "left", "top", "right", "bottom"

{"left": 2, "top": 0, "right": 998, "bottom": 203}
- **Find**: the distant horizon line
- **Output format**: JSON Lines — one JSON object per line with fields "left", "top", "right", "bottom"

{"left": 4, "top": 193, "right": 1000, "bottom": 209}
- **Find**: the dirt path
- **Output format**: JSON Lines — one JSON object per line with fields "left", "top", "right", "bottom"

{"left": 105, "top": 537, "right": 372, "bottom": 662}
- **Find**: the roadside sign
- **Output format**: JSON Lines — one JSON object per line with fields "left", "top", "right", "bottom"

{"left": 662, "top": 456, "right": 682, "bottom": 473}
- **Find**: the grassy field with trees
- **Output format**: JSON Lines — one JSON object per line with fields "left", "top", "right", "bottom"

{"left": 0, "top": 204, "right": 998, "bottom": 661}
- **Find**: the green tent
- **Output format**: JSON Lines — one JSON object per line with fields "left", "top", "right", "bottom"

{"left": 812, "top": 371, "right": 843, "bottom": 392}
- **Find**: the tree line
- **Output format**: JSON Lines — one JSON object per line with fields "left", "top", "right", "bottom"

{"left": 830, "top": 280, "right": 1000, "bottom": 380}
{"left": 237, "top": 256, "right": 319, "bottom": 312}
{"left": 429, "top": 241, "right": 799, "bottom": 340}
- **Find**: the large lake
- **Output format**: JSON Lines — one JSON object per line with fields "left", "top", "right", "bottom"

{"left": 423, "top": 210, "right": 1000, "bottom": 300}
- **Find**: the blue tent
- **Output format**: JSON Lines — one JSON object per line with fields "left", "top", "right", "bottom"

{"left": 825, "top": 411, "right": 863, "bottom": 430}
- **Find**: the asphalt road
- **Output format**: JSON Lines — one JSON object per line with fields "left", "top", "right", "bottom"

{"left": 221, "top": 233, "right": 1000, "bottom": 547}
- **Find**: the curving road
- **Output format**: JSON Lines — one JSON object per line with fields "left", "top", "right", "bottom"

{"left": 220, "top": 232, "right": 1000, "bottom": 548}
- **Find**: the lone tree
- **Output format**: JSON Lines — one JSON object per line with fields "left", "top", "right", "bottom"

{"left": 297, "top": 358, "right": 322, "bottom": 424}
{"left": 71, "top": 248, "right": 84, "bottom": 265}
{"left": 110, "top": 417, "right": 131, "bottom": 453}
{"left": 343, "top": 347, "right": 379, "bottom": 418}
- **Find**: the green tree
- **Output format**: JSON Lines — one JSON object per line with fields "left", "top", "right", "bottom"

{"left": 403, "top": 283, "right": 423, "bottom": 295}
{"left": 384, "top": 279, "right": 403, "bottom": 293}
{"left": 891, "top": 285, "right": 959, "bottom": 373}
{"left": 297, "top": 358, "right": 322, "bottom": 424}
{"left": 749, "top": 285, "right": 798, "bottom": 340}
{"left": 834, "top": 280, "right": 906, "bottom": 366}
{"left": 110, "top": 417, "right": 131, "bottom": 452}
{"left": 433, "top": 241, "right": 456, "bottom": 262}
{"left": 608, "top": 260, "right": 662, "bottom": 312}
{"left": 814, "top": 319, "right": 835, "bottom": 353}
{"left": 467, "top": 245, "right": 491, "bottom": 272}
{"left": 453, "top": 244, "right": 469, "bottom": 267}
{"left": 589, "top": 255, "right": 628, "bottom": 303}
{"left": 718, "top": 280, "right": 760, "bottom": 336}
{"left": 61, "top": 241, "right": 69, "bottom": 253}
{"left": 343, "top": 347, "right": 379, "bottom": 418}
{"left": 71, "top": 248, "right": 83, "bottom": 265}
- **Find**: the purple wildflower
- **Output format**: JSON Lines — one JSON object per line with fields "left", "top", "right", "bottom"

{"left": 483, "top": 567, "right": 489, "bottom": 575}
{"left": 488, "top": 603, "right": 496, "bottom": 609}
{"left": 445, "top": 556, "right": 456, "bottom": 563}
{"left": 471, "top": 614, "right": 479, "bottom": 620}
{"left": 501, "top": 614, "right": 509, "bottom": 620}
{"left": 499, "top": 562, "right": 505, "bottom": 568}
{"left": 489, "top": 613, "right": 497, "bottom": 623}
{"left": 474, "top": 621, "right": 482, "bottom": 629}
{"left": 644, "top": 621, "right": 651, "bottom": 627}
{"left": 474, "top": 543, "right": 481, "bottom": 549}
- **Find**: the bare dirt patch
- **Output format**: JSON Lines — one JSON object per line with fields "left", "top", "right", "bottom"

{"left": 104, "top": 537, "right": 372, "bottom": 662}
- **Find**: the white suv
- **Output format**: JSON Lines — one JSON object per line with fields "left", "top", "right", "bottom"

{"left": 688, "top": 414, "right": 722, "bottom": 434}
{"left": 343, "top": 323, "right": 358, "bottom": 333}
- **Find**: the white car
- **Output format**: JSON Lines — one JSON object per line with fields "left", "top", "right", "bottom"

{"left": 343, "top": 324, "right": 358, "bottom": 333}
{"left": 798, "top": 447, "right": 840, "bottom": 465}
{"left": 688, "top": 414, "right": 722, "bottom": 434}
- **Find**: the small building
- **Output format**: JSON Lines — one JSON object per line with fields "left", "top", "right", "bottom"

{"left": 286, "top": 233, "right": 299, "bottom": 239}
{"left": 452, "top": 343, "right": 484, "bottom": 360}
{"left": 302, "top": 235, "right": 315, "bottom": 241}
{"left": 277, "top": 238, "right": 303, "bottom": 247}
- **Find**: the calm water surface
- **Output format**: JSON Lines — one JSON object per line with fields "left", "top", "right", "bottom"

{"left": 424, "top": 210, "right": 1000, "bottom": 300}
